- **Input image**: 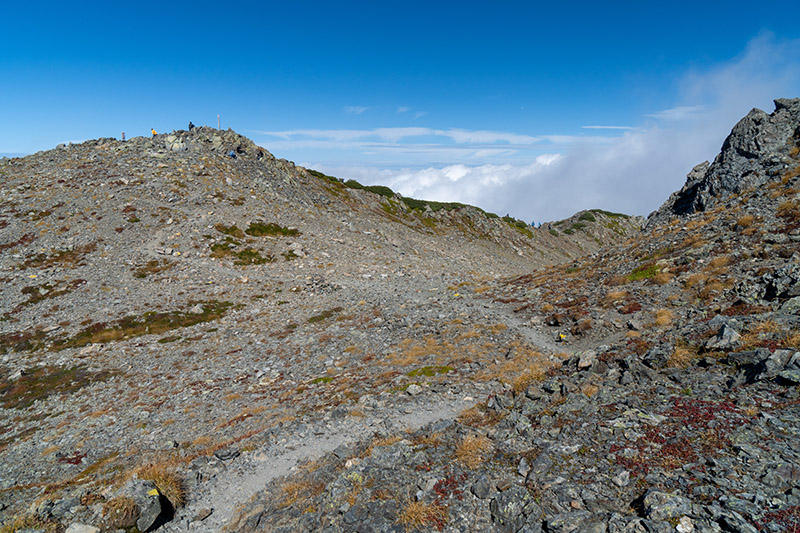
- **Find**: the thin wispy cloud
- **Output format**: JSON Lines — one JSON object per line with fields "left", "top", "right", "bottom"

{"left": 646, "top": 105, "right": 707, "bottom": 121}
{"left": 581, "top": 125, "right": 639, "bottom": 130}
{"left": 344, "top": 106, "right": 369, "bottom": 115}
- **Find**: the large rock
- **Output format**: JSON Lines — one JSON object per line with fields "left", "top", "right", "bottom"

{"left": 489, "top": 484, "right": 542, "bottom": 532}
{"left": 648, "top": 98, "right": 800, "bottom": 225}
{"left": 114, "top": 479, "right": 166, "bottom": 532}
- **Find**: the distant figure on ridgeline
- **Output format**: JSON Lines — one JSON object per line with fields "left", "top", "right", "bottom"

{"left": 188, "top": 121, "right": 195, "bottom": 131}
{"left": 151, "top": 128, "right": 157, "bottom": 137}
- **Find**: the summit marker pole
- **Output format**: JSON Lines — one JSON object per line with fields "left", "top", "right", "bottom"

{"left": 217, "top": 115, "right": 220, "bottom": 130}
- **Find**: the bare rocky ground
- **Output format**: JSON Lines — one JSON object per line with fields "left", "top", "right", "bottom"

{"left": 225, "top": 99, "right": 800, "bottom": 533}
{"left": 2, "top": 98, "right": 798, "bottom": 533}
{"left": 0, "top": 125, "right": 640, "bottom": 532}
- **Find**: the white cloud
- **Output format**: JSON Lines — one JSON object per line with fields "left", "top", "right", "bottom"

{"left": 345, "top": 106, "right": 369, "bottom": 115}
{"left": 275, "top": 35, "right": 800, "bottom": 222}
{"left": 646, "top": 105, "right": 707, "bottom": 121}
{"left": 581, "top": 125, "right": 639, "bottom": 130}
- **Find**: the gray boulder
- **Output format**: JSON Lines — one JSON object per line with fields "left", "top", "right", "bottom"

{"left": 648, "top": 98, "right": 800, "bottom": 226}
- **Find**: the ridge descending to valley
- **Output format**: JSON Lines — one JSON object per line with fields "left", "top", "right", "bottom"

{"left": 0, "top": 99, "right": 798, "bottom": 533}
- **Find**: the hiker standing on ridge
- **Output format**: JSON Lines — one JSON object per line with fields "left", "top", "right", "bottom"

{"left": 151, "top": 128, "right": 157, "bottom": 137}
{"left": 188, "top": 122, "right": 195, "bottom": 131}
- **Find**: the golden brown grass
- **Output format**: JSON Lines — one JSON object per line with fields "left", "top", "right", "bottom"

{"left": 512, "top": 365, "right": 547, "bottom": 394}
{"left": 653, "top": 271, "right": 674, "bottom": 285}
{"left": 777, "top": 199, "right": 800, "bottom": 221}
{"left": 681, "top": 233, "right": 707, "bottom": 249}
{"left": 474, "top": 342, "right": 551, "bottom": 390}
{"left": 667, "top": 346, "right": 694, "bottom": 368}
{"left": 410, "top": 432, "right": 442, "bottom": 447}
{"left": 705, "top": 255, "right": 732, "bottom": 272}
{"left": 736, "top": 214, "right": 755, "bottom": 228}
{"left": 653, "top": 309, "right": 675, "bottom": 327}
{"left": 684, "top": 272, "right": 709, "bottom": 289}
{"left": 102, "top": 496, "right": 139, "bottom": 529}
{"left": 581, "top": 383, "right": 599, "bottom": 398}
{"left": 455, "top": 434, "right": 493, "bottom": 469}
{"left": 604, "top": 290, "right": 629, "bottom": 306}
{"left": 398, "top": 501, "right": 447, "bottom": 531}
{"left": 280, "top": 478, "right": 325, "bottom": 508}
{"left": 135, "top": 463, "right": 186, "bottom": 507}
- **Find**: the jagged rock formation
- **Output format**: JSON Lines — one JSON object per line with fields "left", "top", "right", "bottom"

{"left": 649, "top": 98, "right": 800, "bottom": 226}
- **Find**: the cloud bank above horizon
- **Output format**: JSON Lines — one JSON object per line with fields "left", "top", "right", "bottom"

{"left": 253, "top": 35, "right": 800, "bottom": 223}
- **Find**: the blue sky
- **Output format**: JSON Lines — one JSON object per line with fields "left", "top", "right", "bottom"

{"left": 2, "top": 1, "right": 800, "bottom": 221}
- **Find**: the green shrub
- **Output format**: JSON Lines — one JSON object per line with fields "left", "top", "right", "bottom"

{"left": 245, "top": 221, "right": 299, "bottom": 237}
{"left": 578, "top": 212, "right": 596, "bottom": 222}
{"left": 364, "top": 185, "right": 395, "bottom": 198}
{"left": 214, "top": 224, "right": 244, "bottom": 238}
{"left": 308, "top": 169, "right": 341, "bottom": 184}
{"left": 344, "top": 179, "right": 365, "bottom": 189}
{"left": 590, "top": 208, "right": 630, "bottom": 219}
{"left": 628, "top": 263, "right": 659, "bottom": 281}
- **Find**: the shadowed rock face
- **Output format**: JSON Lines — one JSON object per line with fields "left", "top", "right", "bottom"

{"left": 648, "top": 98, "right": 800, "bottom": 226}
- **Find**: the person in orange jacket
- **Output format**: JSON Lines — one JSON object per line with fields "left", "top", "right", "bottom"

{"left": 151, "top": 128, "right": 157, "bottom": 137}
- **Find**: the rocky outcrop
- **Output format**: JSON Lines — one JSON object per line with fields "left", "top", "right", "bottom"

{"left": 648, "top": 98, "right": 800, "bottom": 227}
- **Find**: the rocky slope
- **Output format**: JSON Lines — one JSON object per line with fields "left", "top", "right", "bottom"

{"left": 226, "top": 98, "right": 800, "bottom": 533}
{"left": 0, "top": 126, "right": 641, "bottom": 531}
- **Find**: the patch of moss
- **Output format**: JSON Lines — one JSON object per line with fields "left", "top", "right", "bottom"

{"left": 311, "top": 376, "right": 334, "bottom": 384}
{"left": 234, "top": 248, "right": 274, "bottom": 265}
{"left": 628, "top": 263, "right": 659, "bottom": 281}
{"left": 157, "top": 335, "right": 181, "bottom": 343}
{"left": 210, "top": 242, "right": 234, "bottom": 258}
{"left": 18, "top": 279, "right": 86, "bottom": 308}
{"left": 578, "top": 212, "right": 596, "bottom": 222}
{"left": 407, "top": 365, "right": 454, "bottom": 378}
{"left": 133, "top": 259, "right": 174, "bottom": 278}
{"left": 245, "top": 221, "right": 299, "bottom": 237}
{"left": 0, "top": 329, "right": 47, "bottom": 355}
{"left": 308, "top": 307, "right": 343, "bottom": 324}
{"left": 214, "top": 223, "right": 245, "bottom": 239}
{"left": 21, "top": 243, "right": 96, "bottom": 270}
{"left": 0, "top": 365, "right": 117, "bottom": 409}
{"left": 549, "top": 228, "right": 559, "bottom": 236}
{"left": 49, "top": 301, "right": 232, "bottom": 351}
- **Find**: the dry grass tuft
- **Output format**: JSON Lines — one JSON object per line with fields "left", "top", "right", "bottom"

{"left": 512, "top": 365, "right": 547, "bottom": 394}
{"left": 102, "top": 496, "right": 140, "bottom": 529}
{"left": 653, "top": 271, "right": 674, "bottom": 285}
{"left": 280, "top": 478, "right": 326, "bottom": 508}
{"left": 653, "top": 309, "right": 675, "bottom": 327}
{"left": 604, "top": 290, "right": 629, "bottom": 307}
{"left": 410, "top": 432, "right": 442, "bottom": 447}
{"left": 667, "top": 346, "right": 695, "bottom": 368}
{"left": 736, "top": 214, "right": 755, "bottom": 228}
{"left": 135, "top": 463, "right": 186, "bottom": 507}
{"left": 684, "top": 272, "right": 709, "bottom": 290}
{"left": 455, "top": 434, "right": 493, "bottom": 469}
{"left": 398, "top": 501, "right": 447, "bottom": 531}
{"left": 705, "top": 255, "right": 732, "bottom": 272}
{"left": 581, "top": 383, "right": 599, "bottom": 398}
